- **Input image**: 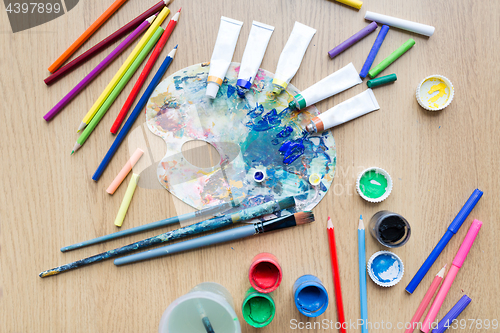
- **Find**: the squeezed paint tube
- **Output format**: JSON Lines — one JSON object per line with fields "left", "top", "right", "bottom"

{"left": 272, "top": 22, "right": 316, "bottom": 95}
{"left": 236, "top": 21, "right": 274, "bottom": 97}
{"left": 206, "top": 16, "right": 243, "bottom": 99}
{"left": 306, "top": 89, "right": 379, "bottom": 133}
{"left": 289, "top": 63, "right": 362, "bottom": 110}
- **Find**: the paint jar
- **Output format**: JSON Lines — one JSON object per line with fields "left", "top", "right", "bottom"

{"left": 249, "top": 252, "right": 282, "bottom": 293}
{"left": 158, "top": 282, "right": 241, "bottom": 333}
{"left": 293, "top": 274, "right": 329, "bottom": 317}
{"left": 241, "top": 287, "right": 276, "bottom": 328}
{"left": 356, "top": 167, "right": 392, "bottom": 203}
{"left": 416, "top": 75, "right": 454, "bottom": 111}
{"left": 369, "top": 210, "right": 411, "bottom": 248}
{"left": 367, "top": 251, "right": 404, "bottom": 287}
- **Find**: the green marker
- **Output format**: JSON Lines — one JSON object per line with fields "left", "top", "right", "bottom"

{"left": 242, "top": 287, "right": 276, "bottom": 328}
{"left": 71, "top": 27, "right": 164, "bottom": 154}
{"left": 368, "top": 38, "right": 415, "bottom": 78}
{"left": 367, "top": 73, "right": 397, "bottom": 88}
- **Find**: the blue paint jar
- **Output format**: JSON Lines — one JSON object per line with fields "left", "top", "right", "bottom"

{"left": 293, "top": 275, "right": 329, "bottom": 317}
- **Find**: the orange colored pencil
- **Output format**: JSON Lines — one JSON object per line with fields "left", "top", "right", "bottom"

{"left": 48, "top": 0, "right": 129, "bottom": 73}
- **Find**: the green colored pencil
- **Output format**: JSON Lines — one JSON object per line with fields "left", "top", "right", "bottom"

{"left": 71, "top": 27, "right": 164, "bottom": 154}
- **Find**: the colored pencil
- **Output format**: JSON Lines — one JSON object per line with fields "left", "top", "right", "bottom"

{"left": 77, "top": 7, "right": 170, "bottom": 133}
{"left": 61, "top": 201, "right": 235, "bottom": 252}
{"left": 48, "top": 0, "right": 129, "bottom": 73}
{"left": 71, "top": 27, "right": 165, "bottom": 154}
{"left": 92, "top": 45, "right": 177, "bottom": 181}
{"left": 111, "top": 7, "right": 181, "bottom": 134}
{"left": 114, "top": 173, "right": 139, "bottom": 227}
{"left": 358, "top": 215, "right": 368, "bottom": 333}
{"left": 404, "top": 265, "right": 446, "bottom": 333}
{"left": 421, "top": 220, "right": 482, "bottom": 333}
{"left": 406, "top": 189, "right": 483, "bottom": 294}
{"left": 43, "top": 20, "right": 150, "bottom": 121}
{"left": 39, "top": 197, "right": 295, "bottom": 277}
{"left": 44, "top": 1, "right": 169, "bottom": 86}
{"left": 114, "top": 212, "right": 315, "bottom": 266}
{"left": 327, "top": 217, "right": 346, "bottom": 333}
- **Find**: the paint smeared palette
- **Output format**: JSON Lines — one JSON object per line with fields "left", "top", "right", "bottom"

{"left": 145, "top": 63, "right": 336, "bottom": 211}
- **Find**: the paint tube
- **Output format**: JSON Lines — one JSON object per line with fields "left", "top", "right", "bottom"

{"left": 306, "top": 89, "right": 380, "bottom": 133}
{"left": 206, "top": 16, "right": 243, "bottom": 99}
{"left": 236, "top": 21, "right": 274, "bottom": 97}
{"left": 272, "top": 22, "right": 316, "bottom": 95}
{"left": 289, "top": 62, "right": 362, "bottom": 110}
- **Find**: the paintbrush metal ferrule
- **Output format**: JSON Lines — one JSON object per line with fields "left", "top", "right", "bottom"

{"left": 256, "top": 211, "right": 314, "bottom": 233}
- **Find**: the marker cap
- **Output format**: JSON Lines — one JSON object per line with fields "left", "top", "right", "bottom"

{"left": 452, "top": 219, "right": 482, "bottom": 268}
{"left": 434, "top": 295, "right": 472, "bottom": 333}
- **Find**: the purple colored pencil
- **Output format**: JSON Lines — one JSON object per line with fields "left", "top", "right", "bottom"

{"left": 43, "top": 19, "right": 151, "bottom": 121}
{"left": 433, "top": 295, "right": 472, "bottom": 333}
{"left": 359, "top": 24, "right": 389, "bottom": 78}
{"left": 328, "top": 21, "right": 378, "bottom": 59}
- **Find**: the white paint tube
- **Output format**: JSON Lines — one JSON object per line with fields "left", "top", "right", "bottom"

{"left": 306, "top": 89, "right": 380, "bottom": 133}
{"left": 272, "top": 22, "right": 316, "bottom": 95}
{"left": 289, "top": 62, "right": 362, "bottom": 110}
{"left": 236, "top": 21, "right": 274, "bottom": 97}
{"left": 206, "top": 16, "right": 243, "bottom": 99}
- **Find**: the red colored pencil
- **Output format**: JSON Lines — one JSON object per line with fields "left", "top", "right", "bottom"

{"left": 327, "top": 217, "right": 346, "bottom": 333}
{"left": 44, "top": 0, "right": 169, "bottom": 86}
{"left": 110, "top": 7, "right": 181, "bottom": 134}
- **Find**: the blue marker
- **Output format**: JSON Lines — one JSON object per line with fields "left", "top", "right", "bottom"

{"left": 92, "top": 45, "right": 178, "bottom": 181}
{"left": 359, "top": 25, "right": 390, "bottom": 78}
{"left": 293, "top": 275, "right": 329, "bottom": 317}
{"left": 405, "top": 189, "right": 483, "bottom": 294}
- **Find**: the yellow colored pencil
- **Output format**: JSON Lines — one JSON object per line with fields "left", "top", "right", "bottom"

{"left": 114, "top": 173, "right": 140, "bottom": 227}
{"left": 77, "top": 7, "right": 170, "bottom": 132}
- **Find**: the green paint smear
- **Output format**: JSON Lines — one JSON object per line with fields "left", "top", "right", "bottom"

{"left": 359, "top": 171, "right": 388, "bottom": 199}
{"left": 243, "top": 296, "right": 274, "bottom": 327}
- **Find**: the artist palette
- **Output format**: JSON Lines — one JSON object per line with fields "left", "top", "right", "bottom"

{"left": 145, "top": 62, "right": 336, "bottom": 210}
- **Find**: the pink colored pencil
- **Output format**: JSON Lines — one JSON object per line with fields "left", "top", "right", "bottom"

{"left": 110, "top": 7, "right": 181, "bottom": 134}
{"left": 43, "top": 19, "right": 151, "bottom": 121}
{"left": 421, "top": 220, "right": 483, "bottom": 333}
{"left": 404, "top": 265, "right": 446, "bottom": 333}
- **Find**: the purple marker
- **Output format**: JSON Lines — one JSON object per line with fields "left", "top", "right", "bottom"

{"left": 43, "top": 18, "right": 152, "bottom": 121}
{"left": 359, "top": 24, "right": 389, "bottom": 78}
{"left": 433, "top": 295, "right": 472, "bottom": 333}
{"left": 328, "top": 21, "right": 378, "bottom": 59}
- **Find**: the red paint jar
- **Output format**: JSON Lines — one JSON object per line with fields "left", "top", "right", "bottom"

{"left": 248, "top": 252, "right": 282, "bottom": 293}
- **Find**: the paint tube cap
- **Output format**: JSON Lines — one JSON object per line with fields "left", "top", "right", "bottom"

{"left": 206, "top": 82, "right": 220, "bottom": 99}
{"left": 367, "top": 251, "right": 404, "bottom": 287}
{"left": 248, "top": 253, "right": 282, "bottom": 293}
{"left": 416, "top": 75, "right": 454, "bottom": 111}
{"left": 236, "top": 79, "right": 252, "bottom": 90}
{"left": 356, "top": 167, "right": 393, "bottom": 203}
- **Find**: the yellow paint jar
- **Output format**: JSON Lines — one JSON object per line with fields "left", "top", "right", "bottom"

{"left": 416, "top": 75, "right": 454, "bottom": 111}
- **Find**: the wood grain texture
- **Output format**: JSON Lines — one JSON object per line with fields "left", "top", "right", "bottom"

{"left": 1, "top": 0, "right": 499, "bottom": 332}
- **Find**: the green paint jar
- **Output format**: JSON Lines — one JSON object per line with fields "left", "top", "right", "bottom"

{"left": 356, "top": 167, "right": 392, "bottom": 203}
{"left": 241, "top": 287, "right": 276, "bottom": 328}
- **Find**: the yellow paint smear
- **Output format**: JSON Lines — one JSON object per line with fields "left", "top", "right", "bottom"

{"left": 229, "top": 180, "right": 243, "bottom": 188}
{"left": 428, "top": 82, "right": 447, "bottom": 103}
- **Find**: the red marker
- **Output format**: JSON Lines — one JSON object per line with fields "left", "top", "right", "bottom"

{"left": 110, "top": 7, "right": 181, "bottom": 134}
{"left": 327, "top": 217, "right": 346, "bottom": 333}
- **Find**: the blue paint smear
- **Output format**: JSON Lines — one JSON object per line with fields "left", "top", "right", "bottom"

{"left": 371, "top": 253, "right": 401, "bottom": 283}
{"left": 279, "top": 131, "right": 309, "bottom": 165}
{"left": 227, "top": 85, "right": 236, "bottom": 98}
{"left": 247, "top": 103, "right": 264, "bottom": 118}
{"left": 246, "top": 108, "right": 287, "bottom": 132}
{"left": 236, "top": 86, "right": 246, "bottom": 98}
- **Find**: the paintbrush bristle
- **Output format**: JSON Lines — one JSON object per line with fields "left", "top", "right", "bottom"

{"left": 294, "top": 211, "right": 315, "bottom": 225}
{"left": 278, "top": 196, "right": 296, "bottom": 210}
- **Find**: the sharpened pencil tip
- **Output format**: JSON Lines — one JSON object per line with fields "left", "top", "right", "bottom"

{"left": 358, "top": 218, "right": 365, "bottom": 230}
{"left": 174, "top": 44, "right": 178, "bottom": 49}
{"left": 178, "top": 7, "right": 182, "bottom": 12}
{"left": 327, "top": 217, "right": 333, "bottom": 229}
{"left": 360, "top": 214, "right": 363, "bottom": 219}
{"left": 71, "top": 150, "right": 74, "bottom": 155}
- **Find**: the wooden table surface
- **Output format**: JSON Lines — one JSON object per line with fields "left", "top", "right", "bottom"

{"left": 1, "top": 0, "right": 499, "bottom": 332}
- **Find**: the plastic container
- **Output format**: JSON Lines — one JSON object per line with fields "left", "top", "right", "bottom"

{"left": 369, "top": 210, "right": 411, "bottom": 248}
{"left": 158, "top": 282, "right": 241, "bottom": 333}
{"left": 367, "top": 251, "right": 404, "bottom": 287}
{"left": 356, "top": 167, "right": 393, "bottom": 203}
{"left": 293, "top": 274, "right": 329, "bottom": 317}
{"left": 416, "top": 75, "right": 454, "bottom": 111}
{"left": 241, "top": 287, "right": 276, "bottom": 328}
{"left": 249, "top": 253, "right": 282, "bottom": 293}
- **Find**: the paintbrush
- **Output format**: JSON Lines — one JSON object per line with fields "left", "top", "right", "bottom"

{"left": 61, "top": 201, "right": 235, "bottom": 252}
{"left": 39, "top": 197, "right": 296, "bottom": 277}
{"left": 114, "top": 212, "right": 314, "bottom": 266}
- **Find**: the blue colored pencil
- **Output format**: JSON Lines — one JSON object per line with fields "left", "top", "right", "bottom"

{"left": 405, "top": 189, "right": 483, "bottom": 294}
{"left": 61, "top": 202, "right": 234, "bottom": 252}
{"left": 114, "top": 212, "right": 314, "bottom": 266}
{"left": 39, "top": 197, "right": 295, "bottom": 277}
{"left": 358, "top": 215, "right": 368, "bottom": 333}
{"left": 359, "top": 25, "right": 389, "bottom": 78}
{"left": 92, "top": 45, "right": 177, "bottom": 182}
